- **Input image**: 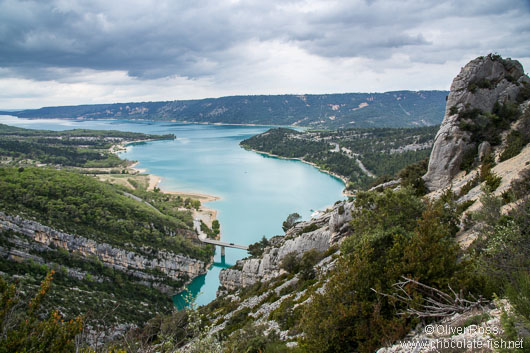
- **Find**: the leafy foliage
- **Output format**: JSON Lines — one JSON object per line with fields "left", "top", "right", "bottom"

{"left": 241, "top": 126, "right": 437, "bottom": 189}
{"left": 0, "top": 167, "right": 212, "bottom": 261}
{"left": 282, "top": 213, "right": 301, "bottom": 232}
{"left": 397, "top": 157, "right": 429, "bottom": 195}
{"left": 0, "top": 123, "right": 174, "bottom": 168}
{"left": 459, "top": 102, "right": 521, "bottom": 148}
{"left": 248, "top": 236, "right": 270, "bottom": 258}
{"left": 499, "top": 107, "right": 530, "bottom": 162}
{"left": 0, "top": 271, "right": 83, "bottom": 353}
{"left": 299, "top": 189, "right": 480, "bottom": 352}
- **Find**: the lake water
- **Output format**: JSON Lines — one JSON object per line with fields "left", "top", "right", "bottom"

{"left": 0, "top": 116, "right": 345, "bottom": 306}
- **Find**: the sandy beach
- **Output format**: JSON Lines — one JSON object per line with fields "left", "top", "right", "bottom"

{"left": 110, "top": 141, "right": 221, "bottom": 228}
{"left": 136, "top": 171, "right": 220, "bottom": 226}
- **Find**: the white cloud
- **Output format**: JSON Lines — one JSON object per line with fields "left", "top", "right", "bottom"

{"left": 0, "top": 0, "right": 529, "bottom": 109}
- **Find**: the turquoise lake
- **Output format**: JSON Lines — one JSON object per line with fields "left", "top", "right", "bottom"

{"left": 0, "top": 116, "right": 345, "bottom": 306}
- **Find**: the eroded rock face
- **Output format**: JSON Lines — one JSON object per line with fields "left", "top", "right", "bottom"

{"left": 423, "top": 55, "right": 528, "bottom": 191}
{"left": 0, "top": 211, "right": 207, "bottom": 293}
{"left": 219, "top": 200, "right": 354, "bottom": 291}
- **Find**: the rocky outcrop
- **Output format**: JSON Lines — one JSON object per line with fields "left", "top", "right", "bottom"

{"left": 423, "top": 55, "right": 529, "bottom": 191}
{"left": 377, "top": 301, "right": 512, "bottom": 353}
{"left": 219, "top": 200, "right": 354, "bottom": 291}
{"left": 0, "top": 211, "right": 207, "bottom": 292}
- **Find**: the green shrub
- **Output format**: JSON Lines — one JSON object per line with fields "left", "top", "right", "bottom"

{"left": 516, "top": 81, "right": 530, "bottom": 103}
{"left": 458, "top": 175, "right": 480, "bottom": 197}
{"left": 223, "top": 307, "right": 252, "bottom": 336}
{"left": 485, "top": 172, "right": 502, "bottom": 191}
{"left": 397, "top": 157, "right": 429, "bottom": 195}
{"left": 460, "top": 147, "right": 478, "bottom": 172}
{"left": 224, "top": 322, "right": 293, "bottom": 353}
{"left": 461, "top": 313, "right": 491, "bottom": 328}
{"left": 248, "top": 236, "right": 269, "bottom": 257}
{"left": 474, "top": 198, "right": 529, "bottom": 292}
{"left": 300, "top": 191, "right": 479, "bottom": 353}
{"left": 496, "top": 309, "right": 530, "bottom": 353}
{"left": 300, "top": 223, "right": 319, "bottom": 234}
{"left": 281, "top": 252, "right": 299, "bottom": 274}
{"left": 506, "top": 272, "right": 530, "bottom": 323}
{"left": 456, "top": 200, "right": 475, "bottom": 214}
{"left": 298, "top": 249, "right": 325, "bottom": 281}
{"left": 0, "top": 271, "right": 83, "bottom": 353}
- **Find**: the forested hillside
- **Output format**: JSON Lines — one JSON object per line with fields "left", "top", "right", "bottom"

{"left": 0, "top": 124, "right": 214, "bottom": 338}
{"left": 2, "top": 90, "right": 447, "bottom": 128}
{"left": 0, "top": 166, "right": 214, "bottom": 328}
{"left": 241, "top": 126, "right": 437, "bottom": 190}
{"left": 0, "top": 123, "right": 174, "bottom": 168}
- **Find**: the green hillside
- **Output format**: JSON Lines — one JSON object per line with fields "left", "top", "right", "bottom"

{"left": 241, "top": 126, "right": 438, "bottom": 190}
{"left": 0, "top": 123, "right": 174, "bottom": 168}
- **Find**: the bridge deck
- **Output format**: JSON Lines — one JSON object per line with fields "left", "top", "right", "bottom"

{"left": 199, "top": 238, "right": 248, "bottom": 250}
{"left": 193, "top": 219, "right": 248, "bottom": 250}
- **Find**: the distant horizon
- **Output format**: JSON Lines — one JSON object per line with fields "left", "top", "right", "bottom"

{"left": 1, "top": 1, "right": 528, "bottom": 110}
{"left": 0, "top": 89, "right": 450, "bottom": 112}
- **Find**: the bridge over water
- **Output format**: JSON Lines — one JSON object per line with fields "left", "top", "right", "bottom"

{"left": 193, "top": 219, "right": 248, "bottom": 256}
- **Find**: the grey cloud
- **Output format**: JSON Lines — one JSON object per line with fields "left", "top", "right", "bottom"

{"left": 0, "top": 0, "right": 529, "bottom": 81}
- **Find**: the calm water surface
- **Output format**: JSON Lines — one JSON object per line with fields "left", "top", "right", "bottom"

{"left": 0, "top": 116, "right": 345, "bottom": 306}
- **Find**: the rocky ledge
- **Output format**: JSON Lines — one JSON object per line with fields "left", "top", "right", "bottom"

{"left": 219, "top": 200, "right": 354, "bottom": 291}
{"left": 0, "top": 211, "right": 208, "bottom": 293}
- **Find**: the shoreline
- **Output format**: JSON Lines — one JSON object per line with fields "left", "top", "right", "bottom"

{"left": 124, "top": 159, "right": 221, "bottom": 296}
{"left": 5, "top": 115, "right": 311, "bottom": 129}
{"left": 116, "top": 142, "right": 222, "bottom": 203}
{"left": 112, "top": 139, "right": 221, "bottom": 236}
{"left": 244, "top": 147, "right": 354, "bottom": 197}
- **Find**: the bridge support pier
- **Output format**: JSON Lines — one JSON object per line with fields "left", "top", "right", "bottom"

{"left": 220, "top": 246, "right": 225, "bottom": 257}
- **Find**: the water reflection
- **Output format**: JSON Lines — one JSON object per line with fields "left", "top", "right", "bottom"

{"left": 173, "top": 253, "right": 233, "bottom": 310}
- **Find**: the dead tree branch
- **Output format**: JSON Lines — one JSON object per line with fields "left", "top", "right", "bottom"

{"left": 372, "top": 276, "right": 488, "bottom": 318}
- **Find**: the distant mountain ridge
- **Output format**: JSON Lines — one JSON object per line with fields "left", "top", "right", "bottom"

{"left": 1, "top": 91, "right": 448, "bottom": 128}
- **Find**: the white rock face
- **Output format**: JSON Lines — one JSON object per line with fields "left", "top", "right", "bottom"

{"left": 0, "top": 211, "right": 208, "bottom": 292}
{"left": 219, "top": 200, "right": 354, "bottom": 291}
{"left": 423, "top": 55, "right": 528, "bottom": 191}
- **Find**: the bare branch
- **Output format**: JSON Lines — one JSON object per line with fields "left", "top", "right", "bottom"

{"left": 371, "top": 276, "right": 488, "bottom": 318}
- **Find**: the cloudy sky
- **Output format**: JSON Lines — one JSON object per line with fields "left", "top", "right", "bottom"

{"left": 1, "top": 0, "right": 529, "bottom": 109}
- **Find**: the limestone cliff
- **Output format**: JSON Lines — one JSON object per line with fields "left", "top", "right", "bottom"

{"left": 219, "top": 200, "right": 354, "bottom": 291}
{"left": 0, "top": 211, "right": 207, "bottom": 294}
{"left": 423, "top": 55, "right": 529, "bottom": 190}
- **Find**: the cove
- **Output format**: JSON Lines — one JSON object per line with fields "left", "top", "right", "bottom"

{"left": 0, "top": 116, "right": 346, "bottom": 307}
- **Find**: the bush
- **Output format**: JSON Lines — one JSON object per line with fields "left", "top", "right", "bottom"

{"left": 397, "top": 158, "right": 429, "bottom": 195}
{"left": 300, "top": 223, "right": 319, "bottom": 234}
{"left": 500, "top": 130, "right": 527, "bottom": 161}
{"left": 485, "top": 172, "right": 502, "bottom": 191}
{"left": 298, "top": 249, "right": 325, "bottom": 281}
{"left": 224, "top": 322, "right": 292, "bottom": 353}
{"left": 460, "top": 146, "right": 478, "bottom": 172}
{"left": 282, "top": 213, "right": 301, "bottom": 232}
{"left": 248, "top": 236, "right": 269, "bottom": 257}
{"left": 0, "top": 271, "right": 83, "bottom": 353}
{"left": 281, "top": 252, "right": 299, "bottom": 274}
{"left": 474, "top": 198, "right": 530, "bottom": 292}
{"left": 300, "top": 191, "right": 478, "bottom": 353}
{"left": 506, "top": 272, "right": 530, "bottom": 323}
